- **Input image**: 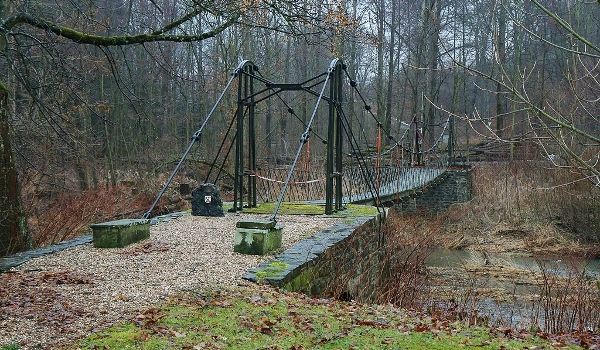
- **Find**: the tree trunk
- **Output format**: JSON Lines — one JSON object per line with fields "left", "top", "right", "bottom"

{"left": 348, "top": 0, "right": 358, "bottom": 152}
{"left": 376, "top": 0, "right": 385, "bottom": 124}
{"left": 495, "top": 0, "right": 507, "bottom": 138}
{"left": 0, "top": 84, "right": 30, "bottom": 256}
{"left": 424, "top": 0, "right": 441, "bottom": 148}
{"left": 384, "top": 0, "right": 397, "bottom": 146}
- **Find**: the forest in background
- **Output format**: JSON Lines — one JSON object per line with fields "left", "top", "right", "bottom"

{"left": 1, "top": 0, "right": 599, "bottom": 255}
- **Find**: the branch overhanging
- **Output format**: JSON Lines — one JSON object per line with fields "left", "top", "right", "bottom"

{"left": 1, "top": 12, "right": 240, "bottom": 46}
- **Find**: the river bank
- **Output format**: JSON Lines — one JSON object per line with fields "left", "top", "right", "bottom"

{"left": 381, "top": 162, "right": 600, "bottom": 333}
{"left": 75, "top": 284, "right": 596, "bottom": 349}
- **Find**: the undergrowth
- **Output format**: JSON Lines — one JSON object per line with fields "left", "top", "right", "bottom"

{"left": 533, "top": 259, "right": 600, "bottom": 333}
{"left": 78, "top": 286, "right": 587, "bottom": 350}
{"left": 24, "top": 185, "right": 155, "bottom": 247}
{"left": 440, "top": 162, "right": 600, "bottom": 256}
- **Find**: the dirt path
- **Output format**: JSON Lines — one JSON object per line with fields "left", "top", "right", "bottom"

{"left": 0, "top": 213, "right": 341, "bottom": 349}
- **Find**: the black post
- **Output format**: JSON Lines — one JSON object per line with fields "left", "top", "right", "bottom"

{"left": 248, "top": 65, "right": 257, "bottom": 207}
{"left": 334, "top": 65, "right": 344, "bottom": 211}
{"left": 244, "top": 67, "right": 251, "bottom": 208}
{"left": 326, "top": 67, "right": 336, "bottom": 215}
{"left": 413, "top": 116, "right": 422, "bottom": 166}
{"left": 233, "top": 68, "right": 245, "bottom": 211}
{"left": 447, "top": 115, "right": 454, "bottom": 165}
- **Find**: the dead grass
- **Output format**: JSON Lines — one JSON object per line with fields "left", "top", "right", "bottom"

{"left": 437, "top": 162, "right": 600, "bottom": 257}
{"left": 376, "top": 213, "right": 441, "bottom": 309}
{"left": 533, "top": 259, "right": 600, "bottom": 333}
{"left": 24, "top": 183, "right": 188, "bottom": 248}
{"left": 27, "top": 186, "right": 151, "bottom": 246}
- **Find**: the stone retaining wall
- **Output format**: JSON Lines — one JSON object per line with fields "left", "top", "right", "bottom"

{"left": 244, "top": 214, "right": 387, "bottom": 302}
{"left": 396, "top": 168, "right": 472, "bottom": 213}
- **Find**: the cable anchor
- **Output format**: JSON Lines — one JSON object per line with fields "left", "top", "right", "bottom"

{"left": 300, "top": 132, "right": 310, "bottom": 144}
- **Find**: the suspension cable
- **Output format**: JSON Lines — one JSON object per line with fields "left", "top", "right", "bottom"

{"left": 141, "top": 66, "right": 240, "bottom": 219}
{"left": 254, "top": 69, "right": 327, "bottom": 143}
{"left": 337, "top": 104, "right": 383, "bottom": 217}
{"left": 213, "top": 129, "right": 237, "bottom": 184}
{"left": 422, "top": 116, "right": 451, "bottom": 154}
{"left": 381, "top": 126, "right": 411, "bottom": 155}
{"left": 342, "top": 68, "right": 411, "bottom": 154}
{"left": 270, "top": 66, "right": 333, "bottom": 221}
{"left": 204, "top": 106, "right": 246, "bottom": 183}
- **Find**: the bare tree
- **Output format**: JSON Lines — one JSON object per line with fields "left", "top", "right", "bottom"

{"left": 442, "top": 0, "right": 600, "bottom": 187}
{"left": 0, "top": 0, "right": 351, "bottom": 254}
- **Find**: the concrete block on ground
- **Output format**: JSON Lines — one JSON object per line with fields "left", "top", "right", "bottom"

{"left": 90, "top": 219, "right": 150, "bottom": 248}
{"left": 234, "top": 219, "right": 282, "bottom": 255}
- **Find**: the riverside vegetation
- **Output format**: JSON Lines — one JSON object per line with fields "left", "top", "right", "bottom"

{"left": 377, "top": 162, "right": 600, "bottom": 336}
{"left": 70, "top": 164, "right": 600, "bottom": 349}
{"left": 77, "top": 285, "right": 595, "bottom": 350}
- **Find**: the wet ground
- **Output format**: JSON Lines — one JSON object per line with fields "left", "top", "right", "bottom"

{"left": 425, "top": 248, "right": 600, "bottom": 329}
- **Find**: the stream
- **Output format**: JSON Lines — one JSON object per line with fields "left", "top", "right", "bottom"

{"left": 426, "top": 248, "right": 600, "bottom": 277}
{"left": 424, "top": 248, "right": 600, "bottom": 329}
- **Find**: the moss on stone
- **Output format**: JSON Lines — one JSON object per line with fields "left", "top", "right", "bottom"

{"left": 91, "top": 219, "right": 150, "bottom": 248}
{"left": 236, "top": 219, "right": 276, "bottom": 229}
{"left": 234, "top": 226, "right": 282, "bottom": 255}
{"left": 282, "top": 265, "right": 320, "bottom": 295}
{"left": 256, "top": 261, "right": 289, "bottom": 282}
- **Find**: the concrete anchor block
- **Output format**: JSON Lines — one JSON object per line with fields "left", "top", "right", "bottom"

{"left": 90, "top": 219, "right": 150, "bottom": 248}
{"left": 234, "top": 219, "right": 282, "bottom": 255}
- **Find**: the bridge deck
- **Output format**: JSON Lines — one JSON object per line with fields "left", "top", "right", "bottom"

{"left": 308, "top": 167, "right": 446, "bottom": 206}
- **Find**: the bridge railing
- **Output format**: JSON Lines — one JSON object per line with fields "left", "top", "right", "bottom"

{"left": 342, "top": 165, "right": 446, "bottom": 203}
{"left": 255, "top": 168, "right": 327, "bottom": 203}
{"left": 253, "top": 161, "right": 447, "bottom": 205}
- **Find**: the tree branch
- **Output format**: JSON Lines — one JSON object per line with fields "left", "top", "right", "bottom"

{"left": 530, "top": 0, "right": 600, "bottom": 54}
{"left": 1, "top": 12, "right": 239, "bottom": 46}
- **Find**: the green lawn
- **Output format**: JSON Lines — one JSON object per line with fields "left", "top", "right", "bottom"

{"left": 224, "top": 202, "right": 380, "bottom": 218}
{"left": 78, "top": 286, "right": 581, "bottom": 350}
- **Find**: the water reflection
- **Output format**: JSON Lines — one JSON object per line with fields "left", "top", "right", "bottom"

{"left": 425, "top": 248, "right": 600, "bottom": 330}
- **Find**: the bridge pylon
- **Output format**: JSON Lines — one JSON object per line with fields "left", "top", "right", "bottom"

{"left": 232, "top": 60, "right": 259, "bottom": 212}
{"left": 325, "top": 59, "right": 345, "bottom": 215}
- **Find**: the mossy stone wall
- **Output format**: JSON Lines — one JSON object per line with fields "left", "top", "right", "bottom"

{"left": 397, "top": 168, "right": 472, "bottom": 213}
{"left": 234, "top": 226, "right": 282, "bottom": 255}
{"left": 91, "top": 219, "right": 150, "bottom": 248}
{"left": 245, "top": 215, "right": 387, "bottom": 303}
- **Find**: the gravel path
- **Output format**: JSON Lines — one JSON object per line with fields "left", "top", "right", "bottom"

{"left": 0, "top": 213, "right": 340, "bottom": 349}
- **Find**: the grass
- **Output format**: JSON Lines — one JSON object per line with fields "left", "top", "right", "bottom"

{"left": 78, "top": 286, "right": 583, "bottom": 350}
{"left": 223, "top": 202, "right": 380, "bottom": 218}
{"left": 0, "top": 345, "right": 20, "bottom": 350}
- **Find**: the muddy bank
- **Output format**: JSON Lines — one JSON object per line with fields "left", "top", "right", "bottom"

{"left": 381, "top": 194, "right": 600, "bottom": 332}
{"left": 424, "top": 248, "right": 600, "bottom": 330}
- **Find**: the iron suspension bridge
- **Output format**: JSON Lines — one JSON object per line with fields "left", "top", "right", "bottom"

{"left": 142, "top": 58, "right": 455, "bottom": 222}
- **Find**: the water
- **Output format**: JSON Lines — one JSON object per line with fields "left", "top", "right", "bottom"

{"left": 426, "top": 248, "right": 600, "bottom": 277}
{"left": 424, "top": 248, "right": 600, "bottom": 329}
